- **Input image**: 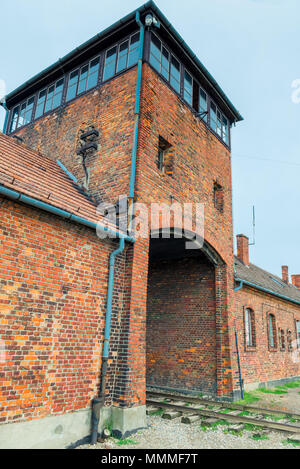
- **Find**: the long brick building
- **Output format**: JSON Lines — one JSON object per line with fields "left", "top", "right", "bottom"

{"left": 0, "top": 1, "right": 299, "bottom": 448}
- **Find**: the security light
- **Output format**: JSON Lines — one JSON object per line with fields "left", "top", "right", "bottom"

{"left": 145, "top": 14, "right": 153, "bottom": 26}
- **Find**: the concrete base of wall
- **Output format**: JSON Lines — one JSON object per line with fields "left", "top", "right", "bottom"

{"left": 0, "top": 405, "right": 146, "bottom": 449}
{"left": 244, "top": 375, "right": 300, "bottom": 393}
{"left": 112, "top": 406, "right": 147, "bottom": 439}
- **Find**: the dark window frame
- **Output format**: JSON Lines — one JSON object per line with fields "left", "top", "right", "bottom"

{"left": 8, "top": 95, "right": 35, "bottom": 133}
{"left": 7, "top": 28, "right": 232, "bottom": 148}
{"left": 66, "top": 55, "right": 101, "bottom": 103}
{"left": 149, "top": 32, "right": 181, "bottom": 95}
{"left": 34, "top": 77, "right": 65, "bottom": 120}
{"left": 148, "top": 32, "right": 231, "bottom": 149}
{"left": 102, "top": 31, "right": 140, "bottom": 83}
{"left": 7, "top": 31, "right": 140, "bottom": 133}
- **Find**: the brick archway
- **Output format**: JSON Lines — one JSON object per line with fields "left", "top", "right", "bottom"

{"left": 146, "top": 231, "right": 232, "bottom": 398}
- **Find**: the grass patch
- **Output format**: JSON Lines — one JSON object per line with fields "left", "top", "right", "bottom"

{"left": 251, "top": 434, "right": 269, "bottom": 441}
{"left": 289, "top": 417, "right": 297, "bottom": 423}
{"left": 200, "top": 419, "right": 230, "bottom": 431}
{"left": 258, "top": 387, "right": 287, "bottom": 395}
{"left": 104, "top": 418, "right": 113, "bottom": 434}
{"left": 148, "top": 408, "right": 164, "bottom": 417}
{"left": 238, "top": 410, "right": 251, "bottom": 417}
{"left": 283, "top": 439, "right": 300, "bottom": 448}
{"left": 220, "top": 408, "right": 233, "bottom": 414}
{"left": 265, "top": 414, "right": 285, "bottom": 422}
{"left": 223, "top": 428, "right": 243, "bottom": 437}
{"left": 278, "top": 381, "right": 300, "bottom": 389}
{"left": 115, "top": 437, "right": 138, "bottom": 446}
{"left": 244, "top": 423, "right": 262, "bottom": 432}
{"left": 236, "top": 391, "right": 261, "bottom": 405}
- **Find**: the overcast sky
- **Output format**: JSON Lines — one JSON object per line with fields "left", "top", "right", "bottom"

{"left": 0, "top": 0, "right": 299, "bottom": 278}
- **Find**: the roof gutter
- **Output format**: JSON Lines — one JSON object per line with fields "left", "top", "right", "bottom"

{"left": 234, "top": 280, "right": 244, "bottom": 292}
{"left": 0, "top": 184, "right": 135, "bottom": 243}
{"left": 235, "top": 276, "right": 300, "bottom": 307}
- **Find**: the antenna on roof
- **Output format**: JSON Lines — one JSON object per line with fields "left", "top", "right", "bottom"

{"left": 249, "top": 206, "right": 256, "bottom": 246}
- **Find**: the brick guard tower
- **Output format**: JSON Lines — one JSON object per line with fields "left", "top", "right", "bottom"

{"left": 0, "top": 1, "right": 244, "bottom": 448}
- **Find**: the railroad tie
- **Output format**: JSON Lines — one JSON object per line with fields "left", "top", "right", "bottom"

{"left": 162, "top": 410, "right": 182, "bottom": 420}
{"left": 181, "top": 414, "right": 201, "bottom": 424}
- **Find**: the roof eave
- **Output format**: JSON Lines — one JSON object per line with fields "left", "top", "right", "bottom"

{"left": 235, "top": 276, "right": 300, "bottom": 307}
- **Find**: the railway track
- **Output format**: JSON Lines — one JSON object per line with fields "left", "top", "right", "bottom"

{"left": 146, "top": 390, "right": 300, "bottom": 436}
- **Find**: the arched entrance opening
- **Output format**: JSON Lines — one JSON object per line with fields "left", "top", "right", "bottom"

{"left": 146, "top": 230, "right": 224, "bottom": 396}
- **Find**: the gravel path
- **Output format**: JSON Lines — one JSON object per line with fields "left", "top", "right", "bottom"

{"left": 78, "top": 415, "right": 299, "bottom": 450}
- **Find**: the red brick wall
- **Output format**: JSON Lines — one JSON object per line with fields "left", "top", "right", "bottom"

{"left": 147, "top": 255, "right": 217, "bottom": 394}
{"left": 235, "top": 286, "right": 300, "bottom": 386}
{"left": 12, "top": 63, "right": 238, "bottom": 400}
{"left": 0, "top": 197, "right": 130, "bottom": 423}
{"left": 14, "top": 69, "right": 137, "bottom": 205}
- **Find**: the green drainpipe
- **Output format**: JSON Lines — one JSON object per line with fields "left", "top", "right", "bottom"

{"left": 91, "top": 10, "right": 145, "bottom": 445}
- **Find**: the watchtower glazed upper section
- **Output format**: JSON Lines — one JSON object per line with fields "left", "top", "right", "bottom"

{"left": 3, "top": 1, "right": 243, "bottom": 145}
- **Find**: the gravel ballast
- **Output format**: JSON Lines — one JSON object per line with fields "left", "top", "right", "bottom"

{"left": 78, "top": 415, "right": 299, "bottom": 450}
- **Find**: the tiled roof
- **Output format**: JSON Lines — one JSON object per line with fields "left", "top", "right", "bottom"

{"left": 235, "top": 256, "right": 300, "bottom": 305}
{"left": 0, "top": 132, "right": 119, "bottom": 233}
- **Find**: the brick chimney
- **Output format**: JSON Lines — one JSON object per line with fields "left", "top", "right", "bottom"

{"left": 236, "top": 234, "right": 249, "bottom": 266}
{"left": 281, "top": 266, "right": 289, "bottom": 284}
{"left": 291, "top": 275, "right": 300, "bottom": 289}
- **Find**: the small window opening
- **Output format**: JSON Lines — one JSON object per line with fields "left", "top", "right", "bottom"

{"left": 213, "top": 182, "right": 224, "bottom": 212}
{"left": 157, "top": 136, "right": 173, "bottom": 175}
